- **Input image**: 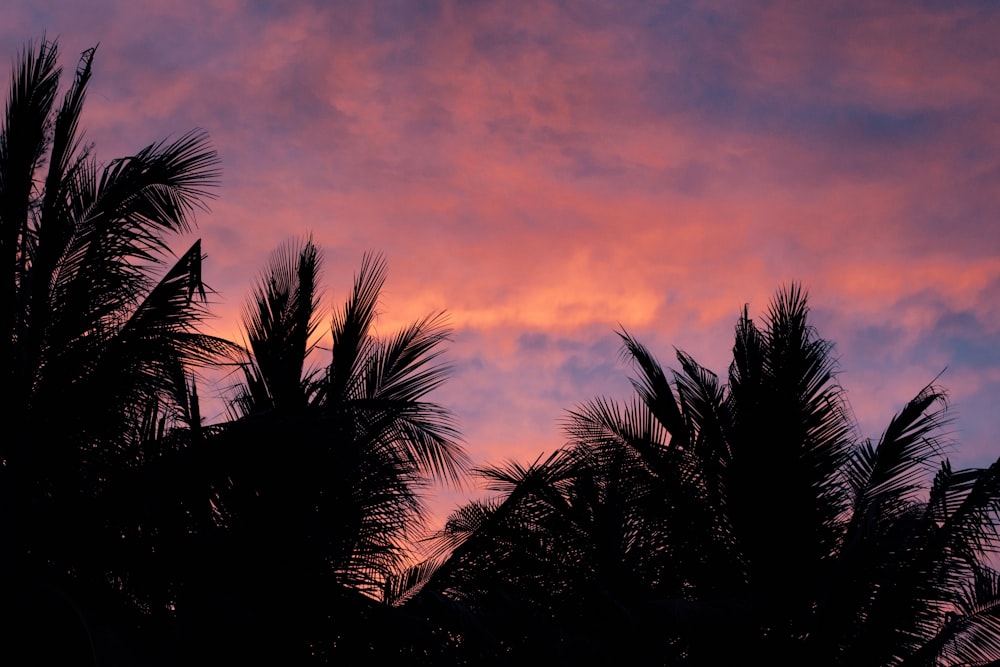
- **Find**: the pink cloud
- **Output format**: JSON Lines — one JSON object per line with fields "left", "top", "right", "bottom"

{"left": 3, "top": 0, "right": 999, "bottom": 526}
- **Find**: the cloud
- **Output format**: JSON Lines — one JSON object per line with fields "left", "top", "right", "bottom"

{"left": 3, "top": 0, "right": 999, "bottom": 526}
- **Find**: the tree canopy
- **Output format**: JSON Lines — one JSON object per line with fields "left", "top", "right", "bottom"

{"left": 410, "top": 286, "right": 1000, "bottom": 665}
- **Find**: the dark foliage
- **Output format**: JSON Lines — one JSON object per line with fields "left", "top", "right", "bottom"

{"left": 0, "top": 37, "right": 226, "bottom": 663}
{"left": 412, "top": 286, "right": 1000, "bottom": 665}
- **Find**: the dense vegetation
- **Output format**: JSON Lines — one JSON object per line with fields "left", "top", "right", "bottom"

{"left": 3, "top": 38, "right": 999, "bottom": 665}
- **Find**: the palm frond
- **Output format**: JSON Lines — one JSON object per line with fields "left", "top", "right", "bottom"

{"left": 2, "top": 38, "right": 62, "bottom": 396}
{"left": 33, "top": 130, "right": 219, "bottom": 389}
{"left": 565, "top": 395, "right": 689, "bottom": 493}
{"left": 238, "top": 236, "right": 323, "bottom": 413}
{"left": 360, "top": 311, "right": 467, "bottom": 484}
{"left": 940, "top": 565, "right": 1000, "bottom": 665}
{"left": 1, "top": 37, "right": 60, "bottom": 242}
{"left": 673, "top": 349, "right": 731, "bottom": 467}
{"left": 93, "top": 129, "right": 219, "bottom": 237}
{"left": 383, "top": 557, "right": 448, "bottom": 607}
{"left": 47, "top": 241, "right": 230, "bottom": 447}
{"left": 366, "top": 311, "right": 452, "bottom": 402}
{"left": 33, "top": 45, "right": 93, "bottom": 273}
{"left": 325, "top": 251, "right": 384, "bottom": 403}
{"left": 618, "top": 329, "right": 689, "bottom": 451}
{"left": 475, "top": 451, "right": 569, "bottom": 494}
{"left": 932, "top": 459, "right": 1000, "bottom": 565}
{"left": 902, "top": 566, "right": 1000, "bottom": 667}
{"left": 420, "top": 457, "right": 575, "bottom": 602}
{"left": 848, "top": 384, "right": 950, "bottom": 526}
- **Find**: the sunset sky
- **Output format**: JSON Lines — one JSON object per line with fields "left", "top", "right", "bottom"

{"left": 4, "top": 1, "right": 999, "bottom": 523}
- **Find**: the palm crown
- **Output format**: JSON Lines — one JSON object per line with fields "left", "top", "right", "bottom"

{"left": 0, "top": 37, "right": 225, "bottom": 661}
{"left": 222, "top": 240, "right": 468, "bottom": 591}
{"left": 165, "top": 239, "right": 471, "bottom": 660}
{"left": 414, "top": 285, "right": 1000, "bottom": 665}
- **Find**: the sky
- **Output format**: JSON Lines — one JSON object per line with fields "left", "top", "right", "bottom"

{"left": 4, "top": 0, "right": 1000, "bottom": 526}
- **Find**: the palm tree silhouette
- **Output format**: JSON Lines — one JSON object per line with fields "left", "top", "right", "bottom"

{"left": 173, "top": 239, "right": 469, "bottom": 660}
{"left": 0, "top": 38, "right": 223, "bottom": 661}
{"left": 413, "top": 285, "right": 1000, "bottom": 665}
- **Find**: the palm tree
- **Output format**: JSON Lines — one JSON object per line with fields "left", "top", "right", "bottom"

{"left": 412, "top": 285, "right": 1000, "bottom": 665}
{"left": 0, "top": 37, "right": 223, "bottom": 661}
{"left": 172, "top": 239, "right": 469, "bottom": 661}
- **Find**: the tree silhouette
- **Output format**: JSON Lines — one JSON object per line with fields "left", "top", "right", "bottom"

{"left": 0, "top": 38, "right": 223, "bottom": 662}
{"left": 412, "top": 285, "right": 1000, "bottom": 665}
{"left": 169, "top": 239, "right": 470, "bottom": 661}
